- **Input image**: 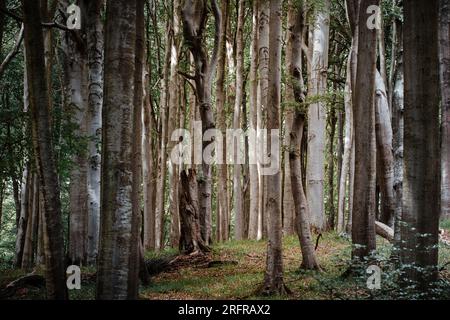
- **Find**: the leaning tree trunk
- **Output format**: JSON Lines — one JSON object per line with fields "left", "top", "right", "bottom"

{"left": 400, "top": 0, "right": 440, "bottom": 290}
{"left": 260, "top": 0, "right": 288, "bottom": 296}
{"left": 374, "top": 70, "right": 395, "bottom": 227}
{"left": 22, "top": 0, "right": 67, "bottom": 300}
{"left": 96, "top": 0, "right": 138, "bottom": 300}
{"left": 351, "top": 0, "right": 378, "bottom": 261}
{"left": 306, "top": 0, "right": 330, "bottom": 232}
{"left": 440, "top": 0, "right": 450, "bottom": 219}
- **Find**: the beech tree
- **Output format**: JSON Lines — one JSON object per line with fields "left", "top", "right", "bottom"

{"left": 22, "top": 0, "right": 67, "bottom": 300}
{"left": 181, "top": 0, "right": 221, "bottom": 246}
{"left": 96, "top": 0, "right": 139, "bottom": 300}
{"left": 261, "top": 0, "right": 287, "bottom": 295}
{"left": 351, "top": 0, "right": 378, "bottom": 261}
{"left": 400, "top": 0, "right": 440, "bottom": 289}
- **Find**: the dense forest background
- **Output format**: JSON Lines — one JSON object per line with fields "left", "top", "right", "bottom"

{"left": 0, "top": 0, "right": 450, "bottom": 300}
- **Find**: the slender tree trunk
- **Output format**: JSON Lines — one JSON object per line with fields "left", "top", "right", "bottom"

{"left": 22, "top": 0, "right": 67, "bottom": 300}
{"left": 155, "top": 22, "right": 171, "bottom": 251}
{"left": 351, "top": 0, "right": 378, "bottom": 261}
{"left": 233, "top": 0, "right": 245, "bottom": 241}
{"left": 215, "top": 0, "right": 229, "bottom": 243}
{"left": 248, "top": 0, "right": 260, "bottom": 240}
{"left": 282, "top": 0, "right": 296, "bottom": 237}
{"left": 327, "top": 107, "right": 337, "bottom": 230}
{"left": 439, "top": 0, "right": 450, "bottom": 219}
{"left": 96, "top": 0, "right": 138, "bottom": 300}
{"left": 306, "top": 0, "right": 330, "bottom": 232}
{"left": 261, "top": 0, "right": 287, "bottom": 295}
{"left": 14, "top": 166, "right": 30, "bottom": 268}
{"left": 401, "top": 0, "right": 440, "bottom": 289}
{"left": 392, "top": 26, "right": 404, "bottom": 247}
{"left": 168, "top": 0, "right": 182, "bottom": 248}
{"left": 337, "top": 56, "right": 353, "bottom": 233}
{"left": 84, "top": 0, "right": 104, "bottom": 265}
{"left": 143, "top": 59, "right": 156, "bottom": 250}
{"left": 127, "top": 0, "right": 146, "bottom": 298}
{"left": 257, "top": 0, "right": 270, "bottom": 241}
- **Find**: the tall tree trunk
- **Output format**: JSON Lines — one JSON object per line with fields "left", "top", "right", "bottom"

{"left": 168, "top": 0, "right": 182, "bottom": 248}
{"left": 400, "top": 0, "right": 440, "bottom": 289}
{"left": 351, "top": 0, "right": 378, "bottom": 261}
{"left": 392, "top": 25, "right": 404, "bottom": 248}
{"left": 248, "top": 0, "right": 260, "bottom": 240}
{"left": 60, "top": 0, "right": 89, "bottom": 265}
{"left": 287, "top": 4, "right": 321, "bottom": 270}
{"left": 282, "top": 0, "right": 296, "bottom": 237}
{"left": 261, "top": 0, "right": 287, "bottom": 295}
{"left": 181, "top": 0, "right": 221, "bottom": 246}
{"left": 22, "top": 0, "right": 68, "bottom": 300}
{"left": 337, "top": 56, "right": 353, "bottom": 233}
{"left": 257, "top": 0, "right": 270, "bottom": 240}
{"left": 96, "top": 0, "right": 138, "bottom": 300}
{"left": 84, "top": 0, "right": 104, "bottom": 265}
{"left": 143, "top": 60, "right": 156, "bottom": 250}
{"left": 306, "top": 0, "right": 330, "bottom": 232}
{"left": 155, "top": 21, "right": 171, "bottom": 251}
{"left": 233, "top": 0, "right": 245, "bottom": 241}
{"left": 215, "top": 0, "right": 229, "bottom": 243}
{"left": 439, "top": 0, "right": 450, "bottom": 219}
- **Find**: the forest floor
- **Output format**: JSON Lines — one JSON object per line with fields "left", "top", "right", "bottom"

{"left": 1, "top": 221, "right": 450, "bottom": 300}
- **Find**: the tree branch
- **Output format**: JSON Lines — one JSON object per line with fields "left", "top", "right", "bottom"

{"left": 178, "top": 70, "right": 196, "bottom": 80}
{"left": 0, "top": 24, "right": 24, "bottom": 78}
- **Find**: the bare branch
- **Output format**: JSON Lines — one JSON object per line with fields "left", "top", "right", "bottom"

{"left": 178, "top": 70, "right": 196, "bottom": 80}
{"left": 0, "top": 24, "right": 24, "bottom": 78}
